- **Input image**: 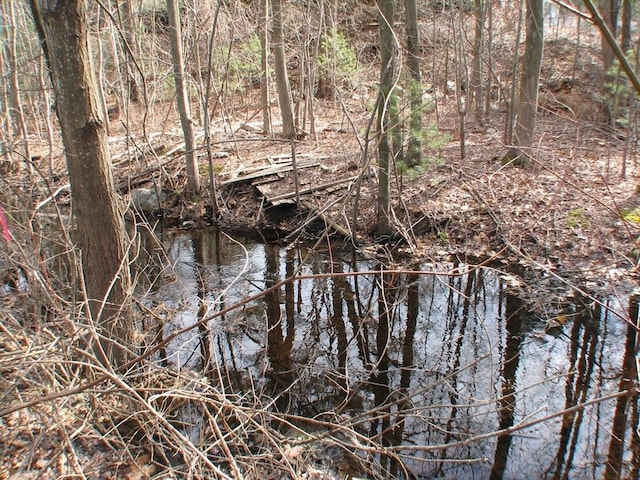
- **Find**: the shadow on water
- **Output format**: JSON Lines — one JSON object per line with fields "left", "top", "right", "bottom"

{"left": 137, "top": 227, "right": 639, "bottom": 480}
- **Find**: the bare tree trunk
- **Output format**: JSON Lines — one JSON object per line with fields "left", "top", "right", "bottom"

{"left": 572, "top": 12, "right": 582, "bottom": 83}
{"left": 38, "top": 55, "right": 55, "bottom": 177}
{"left": 504, "top": 0, "right": 524, "bottom": 147}
{"left": 118, "top": 0, "right": 141, "bottom": 102}
{"left": 32, "top": 0, "right": 133, "bottom": 367}
{"left": 272, "top": 0, "right": 295, "bottom": 138}
{"left": 484, "top": 0, "right": 493, "bottom": 118}
{"left": 95, "top": 8, "right": 112, "bottom": 136}
{"left": 456, "top": 4, "right": 468, "bottom": 160}
{"left": 167, "top": 0, "right": 200, "bottom": 193}
{"left": 260, "top": 0, "right": 272, "bottom": 135}
{"left": 599, "top": 0, "right": 620, "bottom": 73}
{"left": 620, "top": 0, "right": 633, "bottom": 53}
{"left": 6, "top": 0, "right": 31, "bottom": 173}
{"left": 470, "top": 0, "right": 485, "bottom": 125}
{"left": 506, "top": 0, "right": 543, "bottom": 164}
{"left": 0, "top": 15, "right": 11, "bottom": 169}
{"left": 377, "top": 0, "right": 395, "bottom": 238}
{"left": 203, "top": 0, "right": 223, "bottom": 219}
{"left": 620, "top": 0, "right": 631, "bottom": 52}
{"left": 405, "top": 0, "right": 422, "bottom": 168}
{"left": 304, "top": 0, "right": 324, "bottom": 141}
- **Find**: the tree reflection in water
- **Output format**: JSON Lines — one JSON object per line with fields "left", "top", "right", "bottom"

{"left": 144, "top": 229, "right": 639, "bottom": 479}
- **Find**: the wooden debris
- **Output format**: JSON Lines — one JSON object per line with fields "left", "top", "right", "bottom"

{"left": 257, "top": 175, "right": 358, "bottom": 206}
{"left": 220, "top": 157, "right": 319, "bottom": 186}
{"left": 218, "top": 153, "right": 364, "bottom": 241}
{"left": 300, "top": 200, "right": 353, "bottom": 239}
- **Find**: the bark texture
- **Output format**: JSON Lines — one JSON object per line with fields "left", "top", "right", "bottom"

{"left": 167, "top": 0, "right": 200, "bottom": 193}
{"left": 405, "top": 0, "right": 422, "bottom": 167}
{"left": 34, "top": 0, "right": 133, "bottom": 366}
{"left": 376, "top": 0, "right": 395, "bottom": 237}
{"left": 272, "top": 0, "right": 295, "bottom": 138}
{"left": 507, "top": 0, "right": 543, "bottom": 164}
{"left": 598, "top": 0, "right": 619, "bottom": 73}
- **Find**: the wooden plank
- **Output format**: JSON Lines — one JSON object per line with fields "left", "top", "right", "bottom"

{"left": 263, "top": 175, "right": 357, "bottom": 204}
{"left": 256, "top": 184, "right": 301, "bottom": 205}
{"left": 220, "top": 157, "right": 319, "bottom": 186}
{"left": 255, "top": 184, "right": 275, "bottom": 198}
{"left": 271, "top": 198, "right": 298, "bottom": 206}
{"left": 251, "top": 176, "right": 282, "bottom": 186}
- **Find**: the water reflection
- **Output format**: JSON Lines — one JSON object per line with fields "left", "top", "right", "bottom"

{"left": 139, "top": 227, "right": 638, "bottom": 479}
{"left": 490, "top": 291, "right": 524, "bottom": 480}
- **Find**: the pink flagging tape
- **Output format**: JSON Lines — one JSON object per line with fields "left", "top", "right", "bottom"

{"left": 0, "top": 204, "right": 12, "bottom": 242}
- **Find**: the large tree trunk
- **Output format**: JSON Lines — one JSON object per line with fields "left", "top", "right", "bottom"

{"left": 377, "top": 0, "right": 395, "bottom": 237}
{"left": 32, "top": 0, "right": 133, "bottom": 366}
{"left": 506, "top": 0, "right": 544, "bottom": 164}
{"left": 167, "top": 0, "right": 200, "bottom": 194}
{"left": 271, "top": 0, "right": 295, "bottom": 138}
{"left": 503, "top": 1, "right": 524, "bottom": 147}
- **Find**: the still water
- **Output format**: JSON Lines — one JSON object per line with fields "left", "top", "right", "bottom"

{"left": 138, "top": 227, "right": 639, "bottom": 480}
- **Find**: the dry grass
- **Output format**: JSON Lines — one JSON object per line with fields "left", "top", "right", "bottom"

{"left": 0, "top": 208, "right": 380, "bottom": 479}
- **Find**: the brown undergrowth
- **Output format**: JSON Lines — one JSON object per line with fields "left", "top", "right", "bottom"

{"left": 3, "top": 104, "right": 639, "bottom": 479}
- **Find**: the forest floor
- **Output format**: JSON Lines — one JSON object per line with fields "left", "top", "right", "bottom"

{"left": 142, "top": 89, "right": 640, "bottom": 318}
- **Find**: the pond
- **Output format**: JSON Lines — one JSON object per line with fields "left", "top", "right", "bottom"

{"left": 137, "top": 227, "right": 639, "bottom": 480}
